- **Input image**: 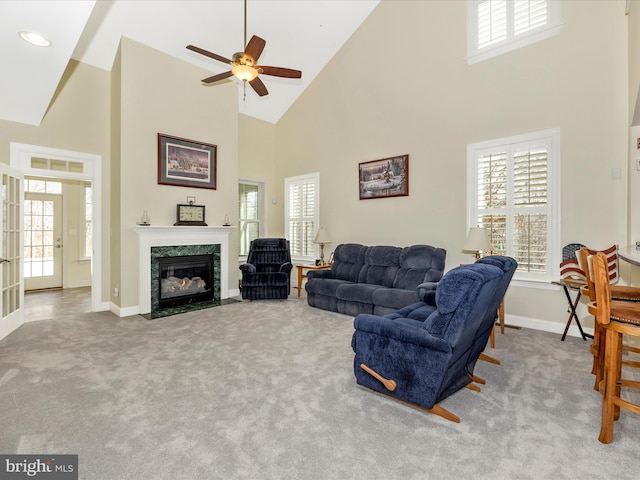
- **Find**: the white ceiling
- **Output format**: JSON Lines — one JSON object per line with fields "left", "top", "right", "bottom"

{"left": 1, "top": 0, "right": 380, "bottom": 126}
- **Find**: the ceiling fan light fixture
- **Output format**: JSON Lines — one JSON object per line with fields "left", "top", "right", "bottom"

{"left": 18, "top": 31, "right": 51, "bottom": 47}
{"left": 231, "top": 64, "right": 258, "bottom": 82}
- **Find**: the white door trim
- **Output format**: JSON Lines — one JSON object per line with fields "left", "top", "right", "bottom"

{"left": 10, "top": 142, "right": 106, "bottom": 312}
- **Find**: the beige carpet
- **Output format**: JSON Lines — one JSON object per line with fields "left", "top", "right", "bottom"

{"left": 1, "top": 295, "right": 639, "bottom": 479}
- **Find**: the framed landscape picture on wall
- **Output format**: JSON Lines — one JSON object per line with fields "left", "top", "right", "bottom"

{"left": 359, "top": 154, "right": 409, "bottom": 200}
{"left": 158, "top": 134, "right": 217, "bottom": 189}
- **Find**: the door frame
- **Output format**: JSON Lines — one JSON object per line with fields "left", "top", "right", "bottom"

{"left": 10, "top": 142, "right": 105, "bottom": 312}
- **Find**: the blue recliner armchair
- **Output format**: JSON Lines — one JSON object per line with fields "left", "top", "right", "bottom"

{"left": 239, "top": 238, "right": 293, "bottom": 300}
{"left": 351, "top": 257, "right": 516, "bottom": 422}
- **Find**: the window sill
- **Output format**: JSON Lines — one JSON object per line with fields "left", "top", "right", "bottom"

{"left": 467, "top": 23, "right": 564, "bottom": 65}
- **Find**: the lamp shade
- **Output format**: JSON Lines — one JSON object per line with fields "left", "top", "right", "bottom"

{"left": 314, "top": 227, "right": 331, "bottom": 244}
{"left": 462, "top": 227, "right": 493, "bottom": 254}
{"left": 231, "top": 64, "right": 258, "bottom": 81}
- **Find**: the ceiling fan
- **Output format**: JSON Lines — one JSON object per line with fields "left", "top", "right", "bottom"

{"left": 186, "top": 0, "right": 302, "bottom": 98}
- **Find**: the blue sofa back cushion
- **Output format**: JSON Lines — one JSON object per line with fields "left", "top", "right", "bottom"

{"left": 424, "top": 263, "right": 503, "bottom": 339}
{"left": 359, "top": 246, "right": 401, "bottom": 287}
{"left": 394, "top": 245, "right": 446, "bottom": 290}
{"left": 331, "top": 243, "right": 368, "bottom": 282}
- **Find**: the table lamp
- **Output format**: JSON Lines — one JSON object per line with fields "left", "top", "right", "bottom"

{"left": 314, "top": 228, "right": 332, "bottom": 265}
{"left": 462, "top": 227, "right": 493, "bottom": 259}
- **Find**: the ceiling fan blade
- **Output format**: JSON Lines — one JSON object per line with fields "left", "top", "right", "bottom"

{"left": 244, "top": 35, "right": 266, "bottom": 63}
{"left": 202, "top": 71, "right": 234, "bottom": 84}
{"left": 257, "top": 66, "right": 302, "bottom": 79}
{"left": 249, "top": 76, "right": 269, "bottom": 97}
{"left": 186, "top": 45, "right": 233, "bottom": 65}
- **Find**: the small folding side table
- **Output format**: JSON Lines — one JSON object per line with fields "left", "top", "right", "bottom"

{"left": 552, "top": 277, "right": 592, "bottom": 341}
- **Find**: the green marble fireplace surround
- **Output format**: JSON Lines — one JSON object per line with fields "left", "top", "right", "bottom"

{"left": 149, "top": 244, "right": 220, "bottom": 319}
{"left": 134, "top": 226, "right": 234, "bottom": 319}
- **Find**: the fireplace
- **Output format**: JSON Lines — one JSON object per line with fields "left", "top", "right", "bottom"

{"left": 134, "top": 226, "right": 233, "bottom": 318}
{"left": 149, "top": 243, "right": 221, "bottom": 318}
{"left": 158, "top": 254, "right": 214, "bottom": 309}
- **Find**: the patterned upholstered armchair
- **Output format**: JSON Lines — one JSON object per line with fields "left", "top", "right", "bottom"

{"left": 239, "top": 238, "right": 293, "bottom": 300}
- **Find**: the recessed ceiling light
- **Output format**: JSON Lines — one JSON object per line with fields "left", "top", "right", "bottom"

{"left": 18, "top": 31, "right": 51, "bottom": 47}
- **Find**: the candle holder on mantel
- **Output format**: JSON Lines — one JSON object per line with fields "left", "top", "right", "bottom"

{"left": 136, "top": 210, "right": 151, "bottom": 226}
{"left": 223, "top": 214, "right": 231, "bottom": 226}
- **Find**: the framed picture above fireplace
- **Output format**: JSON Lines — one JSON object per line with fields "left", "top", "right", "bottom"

{"left": 158, "top": 133, "right": 217, "bottom": 189}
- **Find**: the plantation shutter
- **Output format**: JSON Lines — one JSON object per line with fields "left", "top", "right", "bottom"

{"left": 288, "top": 179, "right": 316, "bottom": 258}
{"left": 513, "top": 0, "right": 548, "bottom": 36}
{"left": 512, "top": 145, "right": 548, "bottom": 273}
{"left": 477, "top": 0, "right": 507, "bottom": 49}
{"left": 472, "top": 131, "right": 556, "bottom": 280}
{"left": 476, "top": 151, "right": 508, "bottom": 254}
{"left": 238, "top": 183, "right": 260, "bottom": 256}
{"left": 477, "top": 0, "right": 549, "bottom": 50}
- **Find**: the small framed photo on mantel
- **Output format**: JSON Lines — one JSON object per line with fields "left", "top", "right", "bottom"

{"left": 158, "top": 133, "right": 217, "bottom": 190}
{"left": 359, "top": 154, "right": 409, "bottom": 200}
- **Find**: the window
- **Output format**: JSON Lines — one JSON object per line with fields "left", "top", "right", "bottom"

{"left": 467, "top": 129, "right": 560, "bottom": 282}
{"left": 467, "top": 0, "right": 562, "bottom": 64}
{"left": 285, "top": 173, "right": 319, "bottom": 262}
{"left": 238, "top": 181, "right": 262, "bottom": 256}
{"left": 82, "top": 184, "right": 93, "bottom": 259}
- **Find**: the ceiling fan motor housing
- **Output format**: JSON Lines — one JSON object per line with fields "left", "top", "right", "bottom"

{"left": 232, "top": 52, "right": 255, "bottom": 67}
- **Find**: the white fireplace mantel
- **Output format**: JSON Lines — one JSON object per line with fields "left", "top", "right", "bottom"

{"left": 134, "top": 225, "right": 234, "bottom": 314}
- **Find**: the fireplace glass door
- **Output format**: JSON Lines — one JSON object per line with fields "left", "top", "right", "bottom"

{"left": 158, "top": 254, "right": 214, "bottom": 309}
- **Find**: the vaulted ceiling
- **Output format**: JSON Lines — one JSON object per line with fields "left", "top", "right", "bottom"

{"left": 1, "top": 0, "right": 380, "bottom": 126}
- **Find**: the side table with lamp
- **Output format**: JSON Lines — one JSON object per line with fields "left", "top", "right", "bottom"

{"left": 296, "top": 228, "right": 333, "bottom": 297}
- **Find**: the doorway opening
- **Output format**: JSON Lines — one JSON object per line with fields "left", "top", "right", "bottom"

{"left": 10, "top": 142, "right": 103, "bottom": 313}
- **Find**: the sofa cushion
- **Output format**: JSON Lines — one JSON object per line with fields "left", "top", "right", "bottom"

{"left": 330, "top": 243, "right": 368, "bottom": 282}
{"left": 394, "top": 245, "right": 446, "bottom": 290}
{"left": 358, "top": 246, "right": 401, "bottom": 287}
{"left": 305, "top": 278, "right": 353, "bottom": 297}
{"left": 336, "top": 283, "right": 381, "bottom": 303}
{"left": 371, "top": 287, "right": 419, "bottom": 310}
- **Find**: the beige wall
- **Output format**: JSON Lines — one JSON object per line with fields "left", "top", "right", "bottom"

{"left": 269, "top": 0, "right": 629, "bottom": 330}
{"left": 112, "top": 38, "right": 239, "bottom": 309}
{"left": 0, "top": 60, "right": 111, "bottom": 302}
{"left": 238, "top": 114, "right": 279, "bottom": 237}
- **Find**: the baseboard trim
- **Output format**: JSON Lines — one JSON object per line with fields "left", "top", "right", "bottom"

{"left": 110, "top": 303, "right": 140, "bottom": 318}
{"left": 506, "top": 314, "right": 594, "bottom": 339}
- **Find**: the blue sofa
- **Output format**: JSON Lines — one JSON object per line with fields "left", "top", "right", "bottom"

{"left": 305, "top": 243, "right": 446, "bottom": 316}
{"left": 351, "top": 256, "right": 517, "bottom": 422}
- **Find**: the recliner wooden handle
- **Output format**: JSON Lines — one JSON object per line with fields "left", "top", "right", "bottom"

{"left": 360, "top": 363, "right": 397, "bottom": 391}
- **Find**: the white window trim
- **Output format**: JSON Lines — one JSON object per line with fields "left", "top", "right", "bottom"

{"left": 466, "top": 0, "right": 563, "bottom": 65}
{"left": 467, "top": 128, "right": 561, "bottom": 284}
{"left": 238, "top": 179, "right": 264, "bottom": 260}
{"left": 284, "top": 172, "right": 320, "bottom": 264}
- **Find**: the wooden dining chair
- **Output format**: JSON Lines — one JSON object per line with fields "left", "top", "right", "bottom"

{"left": 588, "top": 251, "right": 640, "bottom": 443}
{"left": 577, "top": 247, "right": 640, "bottom": 390}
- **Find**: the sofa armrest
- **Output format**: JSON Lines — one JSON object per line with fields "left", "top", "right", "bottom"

{"left": 307, "top": 269, "right": 334, "bottom": 280}
{"left": 417, "top": 281, "right": 438, "bottom": 304}
{"left": 353, "top": 314, "right": 450, "bottom": 353}
{"left": 280, "top": 262, "right": 293, "bottom": 274}
{"left": 239, "top": 263, "right": 256, "bottom": 274}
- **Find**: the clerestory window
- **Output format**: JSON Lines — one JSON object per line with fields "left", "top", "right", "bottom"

{"left": 467, "top": 0, "right": 562, "bottom": 64}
